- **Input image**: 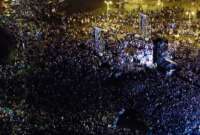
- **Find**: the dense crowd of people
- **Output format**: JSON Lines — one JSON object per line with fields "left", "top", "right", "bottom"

{"left": 0, "top": 1, "right": 200, "bottom": 135}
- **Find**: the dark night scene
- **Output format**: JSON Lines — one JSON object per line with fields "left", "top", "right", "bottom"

{"left": 0, "top": 0, "right": 200, "bottom": 134}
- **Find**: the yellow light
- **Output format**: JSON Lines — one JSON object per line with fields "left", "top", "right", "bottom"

{"left": 175, "top": 34, "right": 180, "bottom": 38}
{"left": 192, "top": 2, "right": 195, "bottom": 6}
{"left": 105, "top": 0, "right": 113, "bottom": 5}
{"left": 157, "top": 0, "right": 161, "bottom": 6}
{"left": 191, "top": 11, "right": 195, "bottom": 16}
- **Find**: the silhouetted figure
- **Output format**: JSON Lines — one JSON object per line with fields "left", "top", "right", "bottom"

{"left": 0, "top": 27, "right": 16, "bottom": 64}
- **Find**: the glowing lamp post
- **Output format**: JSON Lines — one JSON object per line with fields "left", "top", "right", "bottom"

{"left": 186, "top": 11, "right": 195, "bottom": 23}
{"left": 191, "top": 11, "right": 195, "bottom": 17}
{"left": 157, "top": 0, "right": 163, "bottom": 10}
{"left": 104, "top": 0, "right": 113, "bottom": 20}
{"left": 186, "top": 11, "right": 191, "bottom": 22}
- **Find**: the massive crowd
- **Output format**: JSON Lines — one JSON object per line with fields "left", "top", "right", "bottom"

{"left": 0, "top": 2, "right": 200, "bottom": 135}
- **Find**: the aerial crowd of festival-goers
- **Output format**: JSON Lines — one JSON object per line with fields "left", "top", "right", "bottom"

{"left": 1, "top": 3, "right": 200, "bottom": 135}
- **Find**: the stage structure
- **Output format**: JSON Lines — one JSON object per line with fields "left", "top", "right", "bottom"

{"left": 139, "top": 13, "right": 150, "bottom": 38}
